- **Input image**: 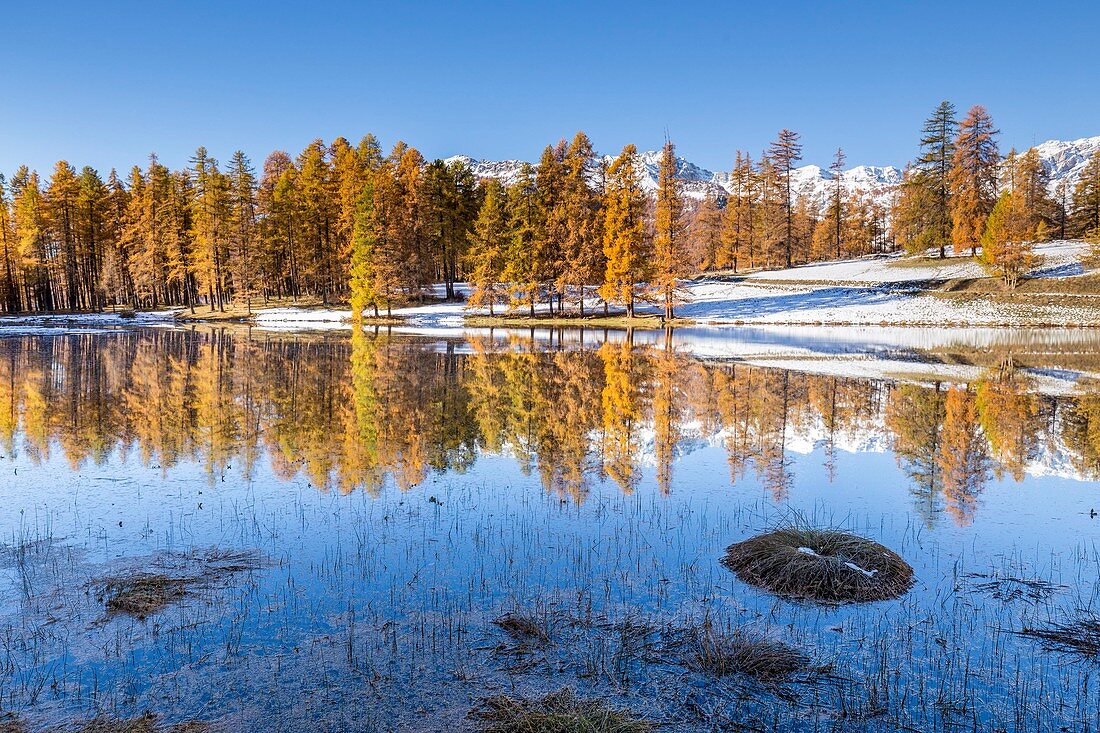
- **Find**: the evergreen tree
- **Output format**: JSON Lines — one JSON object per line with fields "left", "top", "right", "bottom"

{"left": 915, "top": 101, "right": 958, "bottom": 257}
{"left": 1072, "top": 150, "right": 1100, "bottom": 238}
{"left": 949, "top": 105, "right": 1000, "bottom": 255}
{"left": 767, "top": 129, "right": 803, "bottom": 267}
{"left": 76, "top": 166, "right": 109, "bottom": 309}
{"left": 827, "top": 147, "right": 845, "bottom": 259}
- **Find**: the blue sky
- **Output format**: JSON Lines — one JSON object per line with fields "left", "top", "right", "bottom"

{"left": 1, "top": 0, "right": 1095, "bottom": 176}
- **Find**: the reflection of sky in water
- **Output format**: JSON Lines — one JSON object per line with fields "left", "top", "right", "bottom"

{"left": 0, "top": 329, "right": 1096, "bottom": 731}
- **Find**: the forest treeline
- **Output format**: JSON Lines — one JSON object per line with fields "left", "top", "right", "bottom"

{"left": 2, "top": 330, "right": 1098, "bottom": 526}
{"left": 2, "top": 101, "right": 1099, "bottom": 315}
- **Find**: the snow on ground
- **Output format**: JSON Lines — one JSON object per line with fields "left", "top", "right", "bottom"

{"left": 674, "top": 241, "right": 1097, "bottom": 327}
{"left": 743, "top": 241, "right": 1088, "bottom": 284}
{"left": 0, "top": 309, "right": 180, "bottom": 334}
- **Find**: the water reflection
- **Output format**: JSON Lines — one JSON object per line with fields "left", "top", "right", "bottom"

{"left": 0, "top": 328, "right": 1097, "bottom": 525}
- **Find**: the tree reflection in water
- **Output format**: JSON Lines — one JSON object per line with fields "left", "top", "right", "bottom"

{"left": 0, "top": 327, "right": 1094, "bottom": 526}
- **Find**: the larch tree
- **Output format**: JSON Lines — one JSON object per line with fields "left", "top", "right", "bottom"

{"left": 465, "top": 179, "right": 508, "bottom": 315}
{"left": 949, "top": 105, "right": 1000, "bottom": 255}
{"left": 188, "top": 147, "right": 229, "bottom": 310}
{"left": 227, "top": 151, "right": 258, "bottom": 312}
{"left": 755, "top": 156, "right": 786, "bottom": 268}
{"left": 767, "top": 129, "right": 803, "bottom": 268}
{"left": 46, "top": 161, "right": 82, "bottom": 309}
{"left": 297, "top": 140, "right": 337, "bottom": 302}
{"left": 653, "top": 140, "right": 686, "bottom": 320}
{"left": 981, "top": 187, "right": 1035, "bottom": 288}
{"left": 504, "top": 164, "right": 540, "bottom": 316}
{"left": 720, "top": 151, "right": 755, "bottom": 271}
{"left": 349, "top": 173, "right": 380, "bottom": 320}
{"left": 690, "top": 192, "right": 722, "bottom": 271}
{"left": 599, "top": 144, "right": 648, "bottom": 317}
{"left": 13, "top": 168, "right": 53, "bottom": 311}
{"left": 1014, "top": 147, "right": 1054, "bottom": 238}
{"left": 76, "top": 166, "right": 109, "bottom": 309}
{"left": 535, "top": 142, "right": 568, "bottom": 312}
{"left": 0, "top": 174, "right": 19, "bottom": 312}
{"left": 560, "top": 132, "right": 603, "bottom": 314}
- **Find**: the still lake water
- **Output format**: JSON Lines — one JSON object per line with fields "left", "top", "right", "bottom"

{"left": 0, "top": 326, "right": 1097, "bottom": 732}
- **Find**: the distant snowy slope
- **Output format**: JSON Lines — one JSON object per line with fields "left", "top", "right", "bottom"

{"left": 1032, "top": 136, "right": 1100, "bottom": 194}
{"left": 445, "top": 135, "right": 1098, "bottom": 213}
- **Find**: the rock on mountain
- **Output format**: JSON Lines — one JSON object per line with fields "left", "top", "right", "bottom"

{"left": 445, "top": 135, "right": 1098, "bottom": 214}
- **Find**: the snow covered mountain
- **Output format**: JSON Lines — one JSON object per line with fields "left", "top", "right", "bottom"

{"left": 445, "top": 135, "right": 1098, "bottom": 214}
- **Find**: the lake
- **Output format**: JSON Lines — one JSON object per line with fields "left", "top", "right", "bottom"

{"left": 0, "top": 326, "right": 1097, "bottom": 732}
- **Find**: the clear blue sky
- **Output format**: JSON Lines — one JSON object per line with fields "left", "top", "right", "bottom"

{"left": 2, "top": 0, "right": 1095, "bottom": 176}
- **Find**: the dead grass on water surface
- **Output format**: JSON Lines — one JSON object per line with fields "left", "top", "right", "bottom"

{"left": 470, "top": 688, "right": 652, "bottom": 733}
{"left": 1018, "top": 613, "right": 1100, "bottom": 661}
{"left": 493, "top": 611, "right": 551, "bottom": 643}
{"left": 0, "top": 713, "right": 209, "bottom": 733}
{"left": 95, "top": 548, "right": 265, "bottom": 619}
{"left": 722, "top": 526, "right": 914, "bottom": 603}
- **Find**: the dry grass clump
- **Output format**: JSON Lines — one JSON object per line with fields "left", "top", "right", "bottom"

{"left": 722, "top": 527, "right": 914, "bottom": 603}
{"left": 493, "top": 611, "right": 551, "bottom": 643}
{"left": 687, "top": 625, "right": 815, "bottom": 682}
{"left": 100, "top": 574, "right": 192, "bottom": 618}
{"left": 1018, "top": 614, "right": 1100, "bottom": 661}
{"left": 470, "top": 688, "right": 651, "bottom": 733}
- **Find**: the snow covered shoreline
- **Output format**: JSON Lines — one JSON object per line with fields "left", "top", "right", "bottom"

{"left": 1, "top": 241, "right": 1096, "bottom": 334}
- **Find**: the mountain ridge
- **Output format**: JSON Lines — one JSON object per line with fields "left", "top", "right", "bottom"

{"left": 445, "top": 135, "right": 1100, "bottom": 213}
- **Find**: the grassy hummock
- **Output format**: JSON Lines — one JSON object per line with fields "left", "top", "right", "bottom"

{"left": 722, "top": 527, "right": 914, "bottom": 603}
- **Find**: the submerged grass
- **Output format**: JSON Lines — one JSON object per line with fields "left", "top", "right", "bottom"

{"left": 0, "top": 713, "right": 208, "bottom": 733}
{"left": 471, "top": 688, "right": 652, "bottom": 733}
{"left": 722, "top": 526, "right": 914, "bottom": 603}
{"left": 100, "top": 574, "right": 192, "bottom": 618}
{"left": 684, "top": 623, "right": 817, "bottom": 682}
{"left": 95, "top": 549, "right": 265, "bottom": 619}
{"left": 494, "top": 611, "right": 551, "bottom": 643}
{"left": 1018, "top": 614, "right": 1100, "bottom": 661}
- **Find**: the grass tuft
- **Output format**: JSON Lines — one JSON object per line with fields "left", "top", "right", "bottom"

{"left": 686, "top": 624, "right": 817, "bottom": 682}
